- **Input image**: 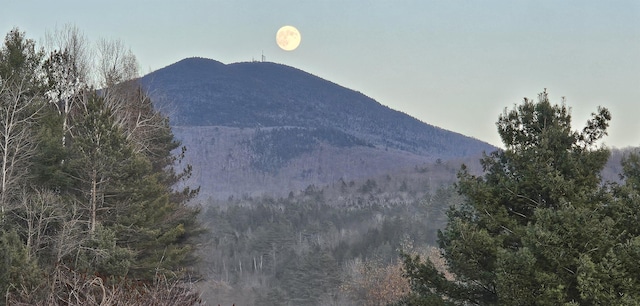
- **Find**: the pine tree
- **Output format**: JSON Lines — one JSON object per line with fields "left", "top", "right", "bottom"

{"left": 0, "top": 229, "right": 41, "bottom": 300}
{"left": 399, "top": 90, "right": 640, "bottom": 305}
{"left": 0, "top": 27, "right": 201, "bottom": 305}
{"left": 102, "top": 83, "right": 201, "bottom": 279}
{"left": 63, "top": 88, "right": 201, "bottom": 280}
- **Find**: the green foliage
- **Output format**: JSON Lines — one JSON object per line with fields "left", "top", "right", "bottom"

{"left": 401, "top": 90, "right": 640, "bottom": 305}
{"left": 31, "top": 107, "right": 70, "bottom": 188}
{"left": 76, "top": 225, "right": 134, "bottom": 277}
{"left": 0, "top": 27, "right": 44, "bottom": 83}
{"left": 0, "top": 28, "right": 202, "bottom": 304}
{"left": 398, "top": 253, "right": 458, "bottom": 306}
{"left": 63, "top": 92, "right": 200, "bottom": 280}
{"left": 0, "top": 230, "right": 41, "bottom": 301}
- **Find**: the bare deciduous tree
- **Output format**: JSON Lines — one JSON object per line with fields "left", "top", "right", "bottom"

{"left": 44, "top": 24, "right": 92, "bottom": 85}
{"left": 342, "top": 257, "right": 410, "bottom": 306}
{"left": 0, "top": 29, "right": 45, "bottom": 220}
{"left": 97, "top": 38, "right": 138, "bottom": 88}
{"left": 15, "top": 188, "right": 66, "bottom": 261}
{"left": 43, "top": 50, "right": 87, "bottom": 150}
{"left": 43, "top": 25, "right": 91, "bottom": 150}
{"left": 96, "top": 39, "right": 171, "bottom": 156}
{"left": 0, "top": 82, "right": 40, "bottom": 216}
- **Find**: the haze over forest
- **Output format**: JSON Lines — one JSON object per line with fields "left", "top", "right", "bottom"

{"left": 1, "top": 18, "right": 639, "bottom": 306}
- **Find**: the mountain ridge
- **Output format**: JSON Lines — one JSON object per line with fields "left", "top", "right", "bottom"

{"left": 140, "top": 57, "right": 496, "bottom": 198}
{"left": 143, "top": 57, "right": 493, "bottom": 156}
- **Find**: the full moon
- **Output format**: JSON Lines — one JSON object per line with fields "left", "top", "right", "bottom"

{"left": 276, "top": 26, "right": 301, "bottom": 51}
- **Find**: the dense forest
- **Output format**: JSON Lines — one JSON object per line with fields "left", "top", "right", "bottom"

{"left": 142, "top": 57, "right": 495, "bottom": 158}
{"left": 196, "top": 163, "right": 463, "bottom": 305}
{"left": 0, "top": 25, "right": 466, "bottom": 305}
{"left": 142, "top": 56, "right": 495, "bottom": 201}
{"left": 3, "top": 25, "right": 640, "bottom": 306}
{"left": 249, "top": 127, "right": 373, "bottom": 174}
{"left": 0, "top": 27, "right": 201, "bottom": 304}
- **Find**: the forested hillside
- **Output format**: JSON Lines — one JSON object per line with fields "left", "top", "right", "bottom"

{"left": 0, "top": 28, "right": 201, "bottom": 305}
{"left": 192, "top": 91, "right": 640, "bottom": 305}
{"left": 196, "top": 160, "right": 464, "bottom": 305}
{"left": 3, "top": 25, "right": 638, "bottom": 306}
{"left": 141, "top": 58, "right": 496, "bottom": 199}
{"left": 143, "top": 57, "right": 493, "bottom": 158}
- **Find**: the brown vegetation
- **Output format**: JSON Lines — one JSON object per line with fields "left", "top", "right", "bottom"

{"left": 341, "top": 258, "right": 410, "bottom": 306}
{"left": 7, "top": 264, "right": 202, "bottom": 306}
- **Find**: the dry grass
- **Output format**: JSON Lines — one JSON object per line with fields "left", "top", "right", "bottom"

{"left": 7, "top": 265, "right": 203, "bottom": 306}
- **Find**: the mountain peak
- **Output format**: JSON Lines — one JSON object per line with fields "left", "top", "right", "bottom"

{"left": 171, "top": 57, "right": 225, "bottom": 69}
{"left": 140, "top": 57, "right": 495, "bottom": 198}
{"left": 150, "top": 57, "right": 226, "bottom": 81}
{"left": 141, "top": 57, "right": 494, "bottom": 157}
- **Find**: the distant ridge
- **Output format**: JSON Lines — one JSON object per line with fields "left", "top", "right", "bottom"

{"left": 140, "top": 57, "right": 496, "bottom": 199}
{"left": 143, "top": 57, "right": 494, "bottom": 157}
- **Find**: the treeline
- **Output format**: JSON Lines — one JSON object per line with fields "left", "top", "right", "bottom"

{"left": 197, "top": 178, "right": 464, "bottom": 305}
{"left": 0, "top": 27, "right": 201, "bottom": 304}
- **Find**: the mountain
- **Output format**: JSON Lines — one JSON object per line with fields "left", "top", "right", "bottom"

{"left": 140, "top": 57, "right": 496, "bottom": 199}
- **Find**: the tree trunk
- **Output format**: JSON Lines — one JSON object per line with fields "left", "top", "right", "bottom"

{"left": 91, "top": 168, "right": 97, "bottom": 233}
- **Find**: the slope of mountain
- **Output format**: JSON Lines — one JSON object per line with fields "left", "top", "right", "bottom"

{"left": 140, "top": 57, "right": 496, "bottom": 199}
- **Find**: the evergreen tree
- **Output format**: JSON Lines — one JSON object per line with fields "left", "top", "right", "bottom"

{"left": 576, "top": 152, "right": 640, "bottom": 304}
{"left": 0, "top": 229, "right": 41, "bottom": 300}
{"left": 103, "top": 84, "right": 201, "bottom": 279}
{"left": 0, "top": 27, "right": 201, "bottom": 305}
{"left": 63, "top": 89, "right": 201, "bottom": 280}
{"left": 399, "top": 90, "right": 640, "bottom": 305}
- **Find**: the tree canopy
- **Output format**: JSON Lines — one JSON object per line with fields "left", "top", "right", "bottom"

{"left": 401, "top": 90, "right": 640, "bottom": 305}
{"left": 0, "top": 27, "right": 201, "bottom": 305}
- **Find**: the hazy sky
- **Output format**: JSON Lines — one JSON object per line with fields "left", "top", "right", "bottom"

{"left": 3, "top": 1, "right": 639, "bottom": 148}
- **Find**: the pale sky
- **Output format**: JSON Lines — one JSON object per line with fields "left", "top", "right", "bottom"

{"left": 2, "top": 1, "right": 639, "bottom": 148}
